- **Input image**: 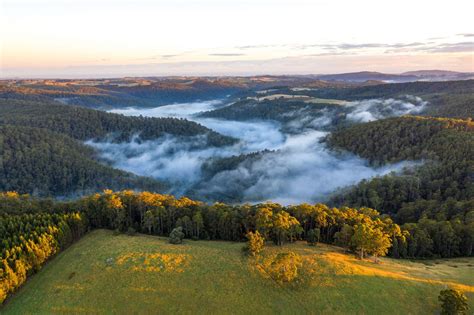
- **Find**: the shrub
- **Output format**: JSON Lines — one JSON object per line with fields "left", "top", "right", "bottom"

{"left": 438, "top": 288, "right": 469, "bottom": 315}
{"left": 169, "top": 227, "right": 185, "bottom": 244}
{"left": 306, "top": 228, "right": 320, "bottom": 246}
{"left": 266, "top": 252, "right": 302, "bottom": 284}
{"left": 243, "top": 231, "right": 265, "bottom": 256}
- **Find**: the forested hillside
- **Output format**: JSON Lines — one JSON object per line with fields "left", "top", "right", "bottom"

{"left": 0, "top": 79, "right": 245, "bottom": 109}
{"left": 0, "top": 97, "right": 238, "bottom": 195}
{"left": 328, "top": 116, "right": 474, "bottom": 258}
{"left": 302, "top": 80, "right": 474, "bottom": 118}
{"left": 0, "top": 99, "right": 236, "bottom": 146}
{"left": 0, "top": 125, "right": 165, "bottom": 195}
{"left": 328, "top": 116, "right": 473, "bottom": 215}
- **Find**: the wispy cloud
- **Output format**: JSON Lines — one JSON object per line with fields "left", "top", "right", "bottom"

{"left": 209, "top": 53, "right": 246, "bottom": 57}
{"left": 458, "top": 33, "right": 474, "bottom": 37}
{"left": 235, "top": 44, "right": 282, "bottom": 50}
{"left": 428, "top": 41, "right": 474, "bottom": 53}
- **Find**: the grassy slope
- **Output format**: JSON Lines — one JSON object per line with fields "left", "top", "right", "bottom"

{"left": 3, "top": 230, "right": 473, "bottom": 314}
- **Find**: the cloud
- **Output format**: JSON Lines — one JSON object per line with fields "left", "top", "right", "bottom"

{"left": 208, "top": 53, "right": 246, "bottom": 57}
{"left": 235, "top": 44, "right": 283, "bottom": 50}
{"left": 427, "top": 41, "right": 474, "bottom": 53}
{"left": 458, "top": 33, "right": 474, "bottom": 37}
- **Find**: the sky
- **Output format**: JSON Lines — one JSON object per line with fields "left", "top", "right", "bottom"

{"left": 1, "top": 0, "right": 473, "bottom": 78}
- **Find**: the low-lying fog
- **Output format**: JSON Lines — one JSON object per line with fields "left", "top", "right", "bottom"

{"left": 87, "top": 98, "right": 424, "bottom": 204}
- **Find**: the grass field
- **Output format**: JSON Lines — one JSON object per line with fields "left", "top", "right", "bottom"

{"left": 2, "top": 229, "right": 473, "bottom": 314}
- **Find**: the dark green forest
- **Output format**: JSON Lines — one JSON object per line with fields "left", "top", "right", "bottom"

{"left": 0, "top": 99, "right": 236, "bottom": 145}
{"left": 200, "top": 99, "right": 338, "bottom": 124}
{"left": 328, "top": 116, "right": 474, "bottom": 258}
{"left": 0, "top": 98, "right": 236, "bottom": 196}
{"left": 0, "top": 125, "right": 165, "bottom": 195}
{"left": 300, "top": 80, "right": 474, "bottom": 119}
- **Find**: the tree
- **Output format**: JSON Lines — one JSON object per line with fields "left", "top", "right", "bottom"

{"left": 334, "top": 224, "right": 353, "bottom": 249}
{"left": 192, "top": 212, "right": 204, "bottom": 239}
{"left": 306, "top": 228, "right": 320, "bottom": 246}
{"left": 271, "top": 211, "right": 300, "bottom": 246}
{"left": 438, "top": 288, "right": 469, "bottom": 315}
{"left": 255, "top": 207, "right": 273, "bottom": 239}
{"left": 143, "top": 210, "right": 155, "bottom": 234}
{"left": 351, "top": 224, "right": 391, "bottom": 261}
{"left": 367, "top": 227, "right": 392, "bottom": 262}
{"left": 169, "top": 226, "right": 185, "bottom": 244}
{"left": 244, "top": 231, "right": 265, "bottom": 256}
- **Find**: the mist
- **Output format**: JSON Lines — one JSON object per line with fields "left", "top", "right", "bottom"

{"left": 344, "top": 96, "right": 427, "bottom": 123}
{"left": 88, "top": 97, "right": 425, "bottom": 204}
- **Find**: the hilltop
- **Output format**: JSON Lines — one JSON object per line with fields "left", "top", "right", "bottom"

{"left": 3, "top": 230, "right": 473, "bottom": 314}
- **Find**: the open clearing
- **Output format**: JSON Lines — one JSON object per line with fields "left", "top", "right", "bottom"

{"left": 3, "top": 229, "right": 473, "bottom": 314}
{"left": 247, "top": 94, "right": 348, "bottom": 105}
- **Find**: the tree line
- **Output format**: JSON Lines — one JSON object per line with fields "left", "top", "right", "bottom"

{"left": 0, "top": 192, "right": 87, "bottom": 302}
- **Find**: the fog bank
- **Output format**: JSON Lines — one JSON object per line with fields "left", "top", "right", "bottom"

{"left": 88, "top": 98, "right": 423, "bottom": 204}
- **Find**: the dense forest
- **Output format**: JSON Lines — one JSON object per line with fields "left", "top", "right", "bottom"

{"left": 0, "top": 99, "right": 236, "bottom": 146}
{"left": 0, "top": 125, "right": 165, "bottom": 195}
{"left": 300, "top": 79, "right": 474, "bottom": 119}
{"left": 0, "top": 98, "right": 237, "bottom": 196}
{"left": 0, "top": 197, "right": 88, "bottom": 302}
{"left": 328, "top": 116, "right": 473, "bottom": 217}
{"left": 328, "top": 116, "right": 474, "bottom": 258}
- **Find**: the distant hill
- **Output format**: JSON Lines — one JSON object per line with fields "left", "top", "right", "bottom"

{"left": 315, "top": 70, "right": 474, "bottom": 83}
{"left": 402, "top": 70, "right": 462, "bottom": 76}
{"left": 316, "top": 71, "right": 418, "bottom": 83}
{"left": 402, "top": 70, "right": 474, "bottom": 80}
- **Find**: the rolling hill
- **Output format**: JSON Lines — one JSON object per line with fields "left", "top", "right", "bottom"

{"left": 2, "top": 229, "right": 473, "bottom": 314}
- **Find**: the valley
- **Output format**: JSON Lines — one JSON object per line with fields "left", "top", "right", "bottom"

{"left": 0, "top": 76, "right": 472, "bottom": 313}
{"left": 3, "top": 0, "right": 473, "bottom": 312}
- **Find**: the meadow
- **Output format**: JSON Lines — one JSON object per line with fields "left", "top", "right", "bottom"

{"left": 2, "top": 229, "right": 473, "bottom": 314}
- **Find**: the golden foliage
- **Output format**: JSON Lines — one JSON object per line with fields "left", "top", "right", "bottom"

{"left": 116, "top": 252, "right": 189, "bottom": 273}
{"left": 256, "top": 252, "right": 303, "bottom": 284}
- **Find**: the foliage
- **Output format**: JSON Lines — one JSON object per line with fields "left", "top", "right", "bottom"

{"left": 0, "top": 98, "right": 236, "bottom": 196}
{"left": 350, "top": 224, "right": 391, "bottom": 261}
{"left": 70, "top": 191, "right": 400, "bottom": 258}
{"left": 329, "top": 116, "right": 474, "bottom": 258}
{"left": 0, "top": 212, "right": 87, "bottom": 303}
{"left": 306, "top": 228, "right": 320, "bottom": 246}
{"left": 244, "top": 231, "right": 265, "bottom": 256}
{"left": 305, "top": 79, "right": 474, "bottom": 119}
{"left": 169, "top": 227, "right": 185, "bottom": 244}
{"left": 0, "top": 98, "right": 237, "bottom": 146}
{"left": 262, "top": 252, "right": 303, "bottom": 284}
{"left": 0, "top": 125, "right": 165, "bottom": 196}
{"left": 438, "top": 288, "right": 469, "bottom": 315}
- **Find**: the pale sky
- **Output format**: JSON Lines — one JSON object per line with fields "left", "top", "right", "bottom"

{"left": 1, "top": 0, "right": 473, "bottom": 78}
